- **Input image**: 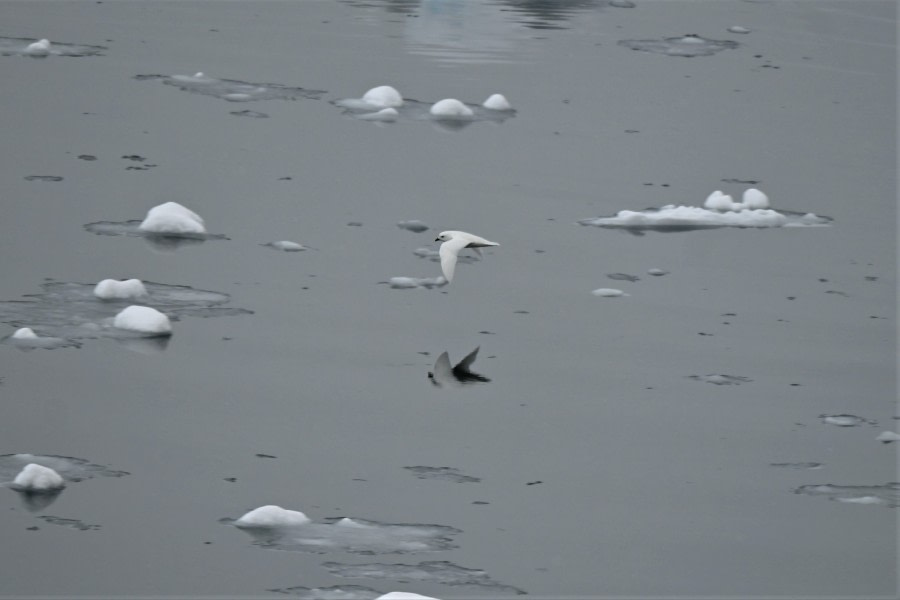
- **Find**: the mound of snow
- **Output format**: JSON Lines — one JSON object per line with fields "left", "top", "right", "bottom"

{"left": 113, "top": 306, "right": 172, "bottom": 335}
{"left": 139, "top": 202, "right": 206, "bottom": 235}
{"left": 388, "top": 276, "right": 447, "bottom": 290}
{"left": 25, "top": 38, "right": 51, "bottom": 56}
{"left": 266, "top": 240, "right": 307, "bottom": 252}
{"left": 235, "top": 505, "right": 311, "bottom": 527}
{"left": 376, "top": 593, "right": 441, "bottom": 600}
{"left": 362, "top": 85, "right": 403, "bottom": 108}
{"left": 358, "top": 107, "right": 399, "bottom": 122}
{"left": 12, "top": 463, "right": 65, "bottom": 491}
{"left": 592, "top": 288, "right": 627, "bottom": 297}
{"left": 430, "top": 99, "right": 474, "bottom": 118}
{"left": 94, "top": 278, "right": 148, "bottom": 300}
{"left": 12, "top": 327, "right": 38, "bottom": 339}
{"left": 703, "top": 190, "right": 740, "bottom": 211}
{"left": 876, "top": 431, "right": 900, "bottom": 443}
{"left": 483, "top": 94, "right": 512, "bottom": 110}
{"left": 742, "top": 188, "right": 770, "bottom": 209}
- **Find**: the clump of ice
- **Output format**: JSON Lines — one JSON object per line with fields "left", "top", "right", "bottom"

{"left": 376, "top": 593, "right": 441, "bottom": 600}
{"left": 837, "top": 496, "right": 884, "bottom": 505}
{"left": 430, "top": 99, "right": 474, "bottom": 119}
{"left": 794, "top": 483, "right": 899, "bottom": 507}
{"left": 820, "top": 414, "right": 869, "bottom": 427}
{"left": 235, "top": 505, "right": 312, "bottom": 527}
{"left": 135, "top": 74, "right": 325, "bottom": 103}
{"left": 591, "top": 288, "right": 627, "bottom": 297}
{"left": 482, "top": 94, "right": 511, "bottom": 111}
{"left": 388, "top": 276, "right": 448, "bottom": 290}
{"left": 728, "top": 26, "right": 751, "bottom": 34}
{"left": 93, "top": 279, "right": 148, "bottom": 300}
{"left": 619, "top": 34, "right": 738, "bottom": 58}
{"left": 363, "top": 86, "right": 404, "bottom": 108}
{"left": 0, "top": 454, "right": 128, "bottom": 485}
{"left": 12, "top": 327, "right": 38, "bottom": 339}
{"left": 322, "top": 561, "right": 525, "bottom": 595}
{"left": 11, "top": 463, "right": 65, "bottom": 491}
{"left": 742, "top": 188, "right": 770, "bottom": 209}
{"left": 113, "top": 306, "right": 172, "bottom": 336}
{"left": 25, "top": 38, "right": 50, "bottom": 56}
{"left": 647, "top": 268, "right": 669, "bottom": 276}
{"left": 264, "top": 240, "right": 307, "bottom": 252}
{"left": 397, "top": 220, "right": 429, "bottom": 233}
{"left": 688, "top": 374, "right": 752, "bottom": 385}
{"left": 359, "top": 108, "right": 399, "bottom": 122}
{"left": 704, "top": 190, "right": 739, "bottom": 211}
{"left": 139, "top": 202, "right": 206, "bottom": 235}
{"left": 875, "top": 431, "right": 900, "bottom": 443}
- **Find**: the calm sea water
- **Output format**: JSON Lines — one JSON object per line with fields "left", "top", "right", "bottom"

{"left": 0, "top": 1, "right": 896, "bottom": 598}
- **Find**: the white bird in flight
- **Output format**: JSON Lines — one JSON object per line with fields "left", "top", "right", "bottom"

{"left": 434, "top": 230, "right": 499, "bottom": 283}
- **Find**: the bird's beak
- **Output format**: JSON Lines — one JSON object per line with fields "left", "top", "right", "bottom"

{"left": 434, "top": 237, "right": 440, "bottom": 242}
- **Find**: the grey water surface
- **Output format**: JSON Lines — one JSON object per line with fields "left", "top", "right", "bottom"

{"left": 0, "top": 1, "right": 896, "bottom": 598}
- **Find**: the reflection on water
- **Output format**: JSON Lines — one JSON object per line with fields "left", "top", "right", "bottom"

{"left": 344, "top": 0, "right": 608, "bottom": 64}
{"left": 428, "top": 347, "right": 491, "bottom": 387}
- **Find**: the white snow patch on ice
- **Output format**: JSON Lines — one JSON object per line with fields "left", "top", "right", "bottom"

{"left": 113, "top": 306, "right": 172, "bottom": 335}
{"left": 430, "top": 99, "right": 474, "bottom": 118}
{"left": 837, "top": 496, "right": 885, "bottom": 505}
{"left": 93, "top": 279, "right": 148, "bottom": 300}
{"left": 25, "top": 38, "right": 51, "bottom": 56}
{"left": 266, "top": 240, "right": 307, "bottom": 252}
{"left": 876, "top": 431, "right": 900, "bottom": 443}
{"left": 12, "top": 327, "right": 38, "bottom": 339}
{"left": 235, "top": 505, "right": 312, "bottom": 527}
{"left": 12, "top": 463, "right": 65, "bottom": 491}
{"left": 482, "top": 94, "right": 511, "bottom": 110}
{"left": 358, "top": 107, "right": 399, "bottom": 122}
{"left": 388, "top": 276, "right": 448, "bottom": 290}
{"left": 363, "top": 86, "right": 404, "bottom": 108}
{"left": 139, "top": 202, "right": 206, "bottom": 235}
{"left": 591, "top": 288, "right": 627, "bottom": 297}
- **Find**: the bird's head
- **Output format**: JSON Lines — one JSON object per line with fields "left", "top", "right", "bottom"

{"left": 435, "top": 231, "right": 452, "bottom": 242}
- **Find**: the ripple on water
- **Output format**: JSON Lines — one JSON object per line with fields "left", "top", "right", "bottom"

{"left": 322, "top": 560, "right": 526, "bottom": 595}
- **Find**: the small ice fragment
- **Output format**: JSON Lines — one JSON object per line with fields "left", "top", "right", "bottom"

{"left": 430, "top": 99, "right": 474, "bottom": 118}
{"left": 358, "top": 107, "right": 399, "bottom": 121}
{"left": 267, "top": 240, "right": 306, "bottom": 252}
{"left": 591, "top": 288, "right": 627, "bottom": 297}
{"left": 362, "top": 85, "right": 403, "bottom": 108}
{"left": 837, "top": 496, "right": 884, "bottom": 505}
{"left": 25, "top": 38, "right": 51, "bottom": 56}
{"left": 388, "top": 276, "right": 447, "bottom": 290}
{"left": 93, "top": 278, "right": 148, "bottom": 300}
{"left": 821, "top": 414, "right": 866, "bottom": 427}
{"left": 235, "top": 505, "right": 311, "bottom": 527}
{"left": 728, "top": 26, "right": 751, "bottom": 34}
{"left": 679, "top": 34, "right": 706, "bottom": 44}
{"left": 647, "top": 268, "right": 669, "bottom": 276}
{"left": 375, "top": 594, "right": 441, "bottom": 600}
{"left": 139, "top": 202, "right": 206, "bottom": 235}
{"left": 12, "top": 463, "right": 65, "bottom": 491}
{"left": 113, "top": 306, "right": 172, "bottom": 335}
{"left": 742, "top": 188, "right": 769, "bottom": 209}
{"left": 876, "top": 431, "right": 900, "bottom": 443}
{"left": 222, "top": 93, "right": 254, "bottom": 102}
{"left": 12, "top": 327, "right": 39, "bottom": 339}
{"left": 397, "top": 220, "right": 429, "bottom": 233}
{"left": 483, "top": 94, "right": 512, "bottom": 110}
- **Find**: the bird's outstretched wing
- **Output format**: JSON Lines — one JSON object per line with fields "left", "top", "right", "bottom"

{"left": 455, "top": 346, "right": 480, "bottom": 372}
{"left": 439, "top": 236, "right": 469, "bottom": 282}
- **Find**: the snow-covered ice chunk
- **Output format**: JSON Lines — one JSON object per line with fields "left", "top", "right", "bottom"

{"left": 579, "top": 204, "right": 831, "bottom": 233}
{"left": 358, "top": 108, "right": 399, "bottom": 122}
{"left": 376, "top": 593, "right": 441, "bottom": 600}
{"left": 135, "top": 74, "right": 325, "bottom": 103}
{"left": 591, "top": 288, "right": 627, "bottom": 297}
{"left": 113, "top": 306, "right": 172, "bottom": 336}
{"left": 404, "top": 466, "right": 481, "bottom": 483}
{"left": 11, "top": 463, "right": 65, "bottom": 491}
{"left": 688, "top": 374, "right": 752, "bottom": 385}
{"left": 363, "top": 86, "right": 404, "bottom": 108}
{"left": 388, "top": 276, "right": 448, "bottom": 290}
{"left": 704, "top": 190, "right": 740, "bottom": 211}
{"left": 139, "top": 202, "right": 206, "bottom": 235}
{"left": 264, "top": 240, "right": 307, "bottom": 252}
{"left": 0, "top": 454, "right": 128, "bottom": 485}
{"left": 236, "top": 505, "right": 312, "bottom": 527}
{"left": 25, "top": 38, "right": 50, "bottom": 56}
{"left": 820, "top": 414, "right": 870, "bottom": 427}
{"left": 794, "top": 483, "right": 899, "bottom": 507}
{"left": 430, "top": 99, "right": 474, "bottom": 118}
{"left": 93, "top": 279, "right": 148, "bottom": 300}
{"left": 619, "top": 34, "right": 738, "bottom": 58}
{"left": 876, "top": 431, "right": 900, "bottom": 443}
{"left": 12, "top": 327, "right": 38, "bottom": 339}
{"left": 647, "top": 268, "right": 669, "bottom": 276}
{"left": 742, "top": 188, "right": 770, "bottom": 209}
{"left": 728, "top": 26, "right": 751, "bottom": 34}
{"left": 482, "top": 94, "right": 511, "bottom": 111}
{"left": 837, "top": 496, "right": 884, "bottom": 505}
{"left": 322, "top": 561, "right": 525, "bottom": 595}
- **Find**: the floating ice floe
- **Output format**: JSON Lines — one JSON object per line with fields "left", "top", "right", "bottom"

{"left": 591, "top": 288, "right": 627, "bottom": 297}
{"left": 230, "top": 109, "right": 269, "bottom": 118}
{"left": 647, "top": 268, "right": 669, "bottom": 276}
{"left": 38, "top": 515, "right": 101, "bottom": 531}
{"left": 267, "top": 585, "right": 384, "bottom": 599}
{"left": 820, "top": 414, "right": 873, "bottom": 427}
{"left": 10, "top": 463, "right": 65, "bottom": 492}
{"left": 728, "top": 26, "right": 751, "bottom": 34}
{"left": 397, "top": 220, "right": 429, "bottom": 233}
{"left": 387, "top": 276, "right": 448, "bottom": 290}
{"left": 263, "top": 240, "right": 307, "bottom": 252}
{"left": 688, "top": 374, "right": 752, "bottom": 385}
{"left": 139, "top": 202, "right": 206, "bottom": 235}
{"left": 227, "top": 509, "right": 461, "bottom": 555}
{"left": 794, "top": 483, "right": 899, "bottom": 507}
{"left": 875, "top": 431, "right": 900, "bottom": 443}
{"left": 322, "top": 561, "right": 525, "bottom": 595}
{"left": 376, "top": 593, "right": 441, "bottom": 600}
{"left": 113, "top": 306, "right": 172, "bottom": 336}
{"left": 334, "top": 87, "right": 514, "bottom": 129}
{"left": 430, "top": 99, "right": 475, "bottom": 119}
{"left": 0, "top": 36, "right": 106, "bottom": 57}
{"left": 428, "top": 347, "right": 490, "bottom": 387}
{"left": 4, "top": 327, "right": 74, "bottom": 350}
{"left": 618, "top": 34, "right": 739, "bottom": 57}
{"left": 0, "top": 280, "right": 250, "bottom": 349}
{"left": 0, "top": 454, "right": 128, "bottom": 485}
{"left": 12, "top": 327, "right": 37, "bottom": 339}
{"left": 404, "top": 466, "right": 481, "bottom": 483}
{"left": 579, "top": 190, "right": 831, "bottom": 234}
{"left": 94, "top": 279, "right": 148, "bottom": 300}
{"left": 135, "top": 73, "right": 326, "bottom": 103}
{"left": 236, "top": 505, "right": 312, "bottom": 527}
{"left": 769, "top": 462, "right": 823, "bottom": 470}
{"left": 483, "top": 93, "right": 512, "bottom": 110}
